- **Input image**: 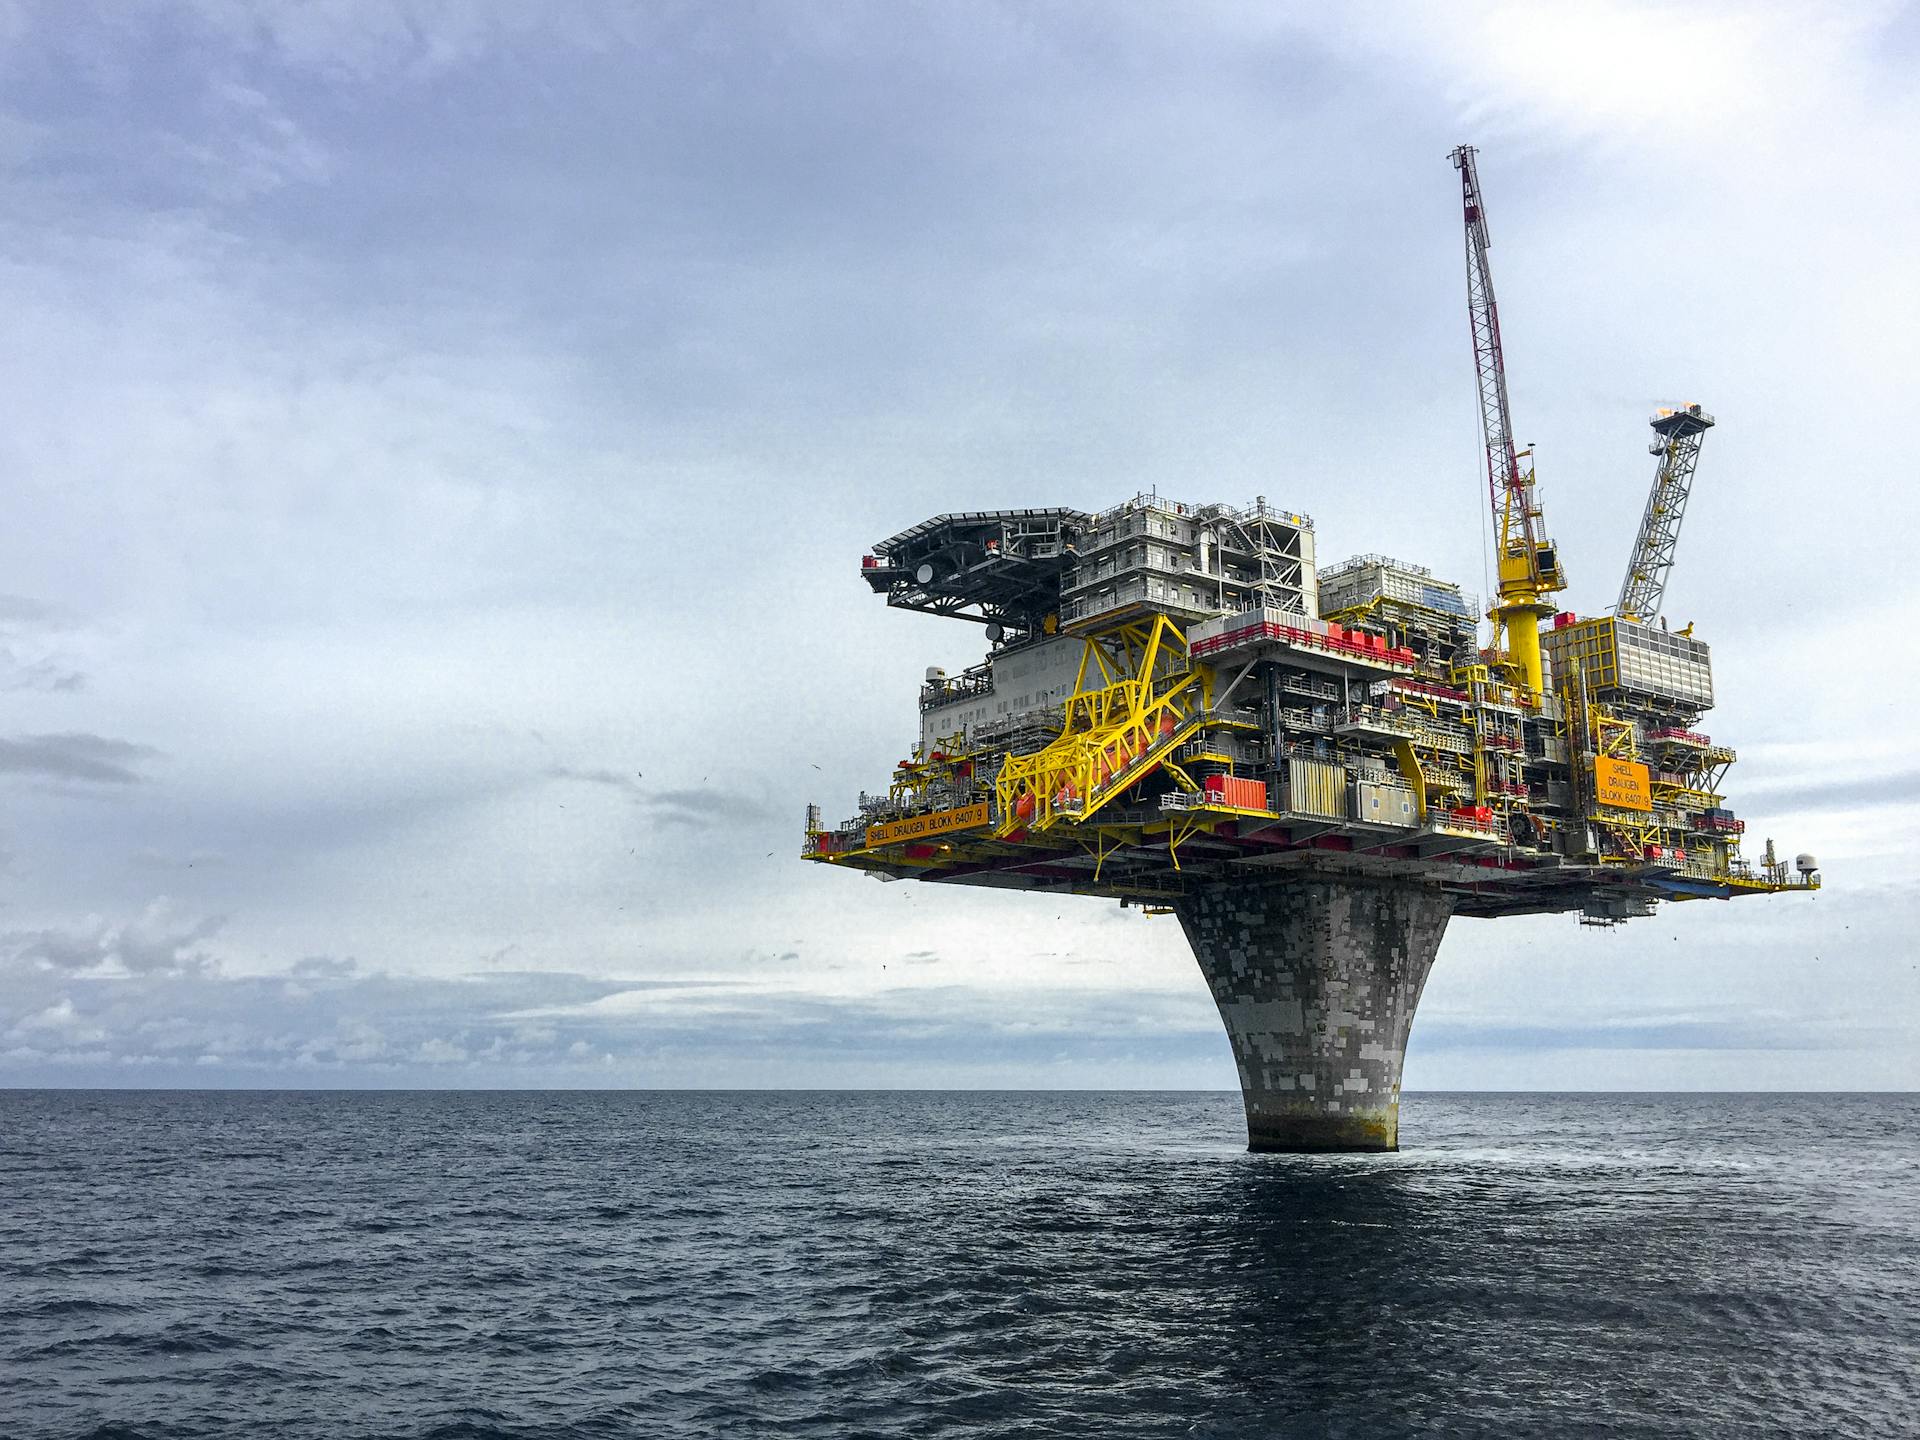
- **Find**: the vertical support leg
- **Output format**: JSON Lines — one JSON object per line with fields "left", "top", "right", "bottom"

{"left": 1175, "top": 875, "right": 1453, "bottom": 1152}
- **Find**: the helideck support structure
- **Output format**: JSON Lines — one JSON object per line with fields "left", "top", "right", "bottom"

{"left": 1176, "top": 876, "right": 1451, "bottom": 1152}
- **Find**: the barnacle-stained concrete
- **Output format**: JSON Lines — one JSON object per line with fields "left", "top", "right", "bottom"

{"left": 1176, "top": 876, "right": 1453, "bottom": 1152}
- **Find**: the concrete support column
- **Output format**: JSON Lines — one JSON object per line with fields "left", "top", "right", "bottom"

{"left": 1175, "top": 875, "right": 1453, "bottom": 1153}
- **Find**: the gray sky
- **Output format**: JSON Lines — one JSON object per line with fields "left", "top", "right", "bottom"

{"left": 1, "top": 0, "right": 1915, "bottom": 1090}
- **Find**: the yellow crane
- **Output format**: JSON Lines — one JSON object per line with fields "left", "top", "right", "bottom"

{"left": 1449, "top": 145, "right": 1566, "bottom": 698}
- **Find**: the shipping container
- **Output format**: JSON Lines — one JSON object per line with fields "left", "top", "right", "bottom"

{"left": 1228, "top": 776, "right": 1268, "bottom": 810}
{"left": 1204, "top": 774, "right": 1271, "bottom": 810}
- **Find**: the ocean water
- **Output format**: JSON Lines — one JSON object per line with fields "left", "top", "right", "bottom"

{"left": 2, "top": 1092, "right": 1917, "bottom": 1439}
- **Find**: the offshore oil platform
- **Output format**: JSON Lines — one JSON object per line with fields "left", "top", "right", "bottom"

{"left": 804, "top": 147, "right": 1819, "bottom": 1152}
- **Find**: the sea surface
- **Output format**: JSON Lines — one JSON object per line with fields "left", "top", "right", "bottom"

{"left": 2, "top": 1091, "right": 1917, "bottom": 1439}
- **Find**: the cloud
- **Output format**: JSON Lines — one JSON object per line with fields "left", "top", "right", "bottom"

{"left": 0, "top": 904, "right": 1228, "bottom": 1085}
{"left": 0, "top": 2, "right": 1911, "bottom": 1093}
{"left": 547, "top": 766, "right": 771, "bottom": 828}
{"left": 546, "top": 765, "right": 642, "bottom": 791}
{"left": 1734, "top": 770, "right": 1920, "bottom": 815}
{"left": 182, "top": 80, "right": 332, "bottom": 201}
{"left": 0, "top": 732, "right": 160, "bottom": 785}
{"left": 639, "top": 787, "right": 769, "bottom": 827}
{"left": 1415, "top": 1009, "right": 1898, "bottom": 1054}
{"left": 0, "top": 594, "right": 61, "bottom": 625}
{"left": 175, "top": 0, "right": 555, "bottom": 87}
{"left": 17, "top": 998, "right": 88, "bottom": 1033}
{"left": 0, "top": 593, "right": 88, "bottom": 691}
{"left": 0, "top": 653, "right": 86, "bottom": 692}
{"left": 0, "top": 890, "right": 1911, "bottom": 1090}
{"left": 1, "top": 903, "right": 224, "bottom": 979}
{"left": 290, "top": 955, "right": 358, "bottom": 978}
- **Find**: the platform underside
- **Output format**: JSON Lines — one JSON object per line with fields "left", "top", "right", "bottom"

{"left": 820, "top": 815, "right": 1696, "bottom": 921}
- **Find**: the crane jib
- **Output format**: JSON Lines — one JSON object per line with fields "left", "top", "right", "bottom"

{"left": 1449, "top": 142, "right": 1567, "bottom": 697}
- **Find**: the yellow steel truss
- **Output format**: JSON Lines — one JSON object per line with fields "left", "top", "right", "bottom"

{"left": 1591, "top": 706, "right": 1636, "bottom": 760}
{"left": 993, "top": 615, "right": 1210, "bottom": 835}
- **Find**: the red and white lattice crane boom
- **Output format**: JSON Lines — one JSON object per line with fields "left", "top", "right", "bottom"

{"left": 1449, "top": 144, "right": 1566, "bottom": 697}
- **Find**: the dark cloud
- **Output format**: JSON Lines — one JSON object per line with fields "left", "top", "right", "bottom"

{"left": 547, "top": 766, "right": 770, "bottom": 827}
{"left": 0, "top": 650, "right": 87, "bottom": 693}
{"left": 0, "top": 596, "right": 87, "bottom": 691}
{"left": 0, "top": 733, "right": 160, "bottom": 785}
{"left": 1, "top": 908, "right": 225, "bottom": 979}
{"left": 639, "top": 787, "right": 768, "bottom": 826}
{"left": 547, "top": 765, "right": 640, "bottom": 790}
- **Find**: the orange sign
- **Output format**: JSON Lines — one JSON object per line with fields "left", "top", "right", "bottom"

{"left": 1594, "top": 755, "right": 1652, "bottom": 812}
{"left": 866, "top": 803, "right": 990, "bottom": 849}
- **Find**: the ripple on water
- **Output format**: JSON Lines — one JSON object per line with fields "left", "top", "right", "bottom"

{"left": 1, "top": 1091, "right": 1916, "bottom": 1439}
